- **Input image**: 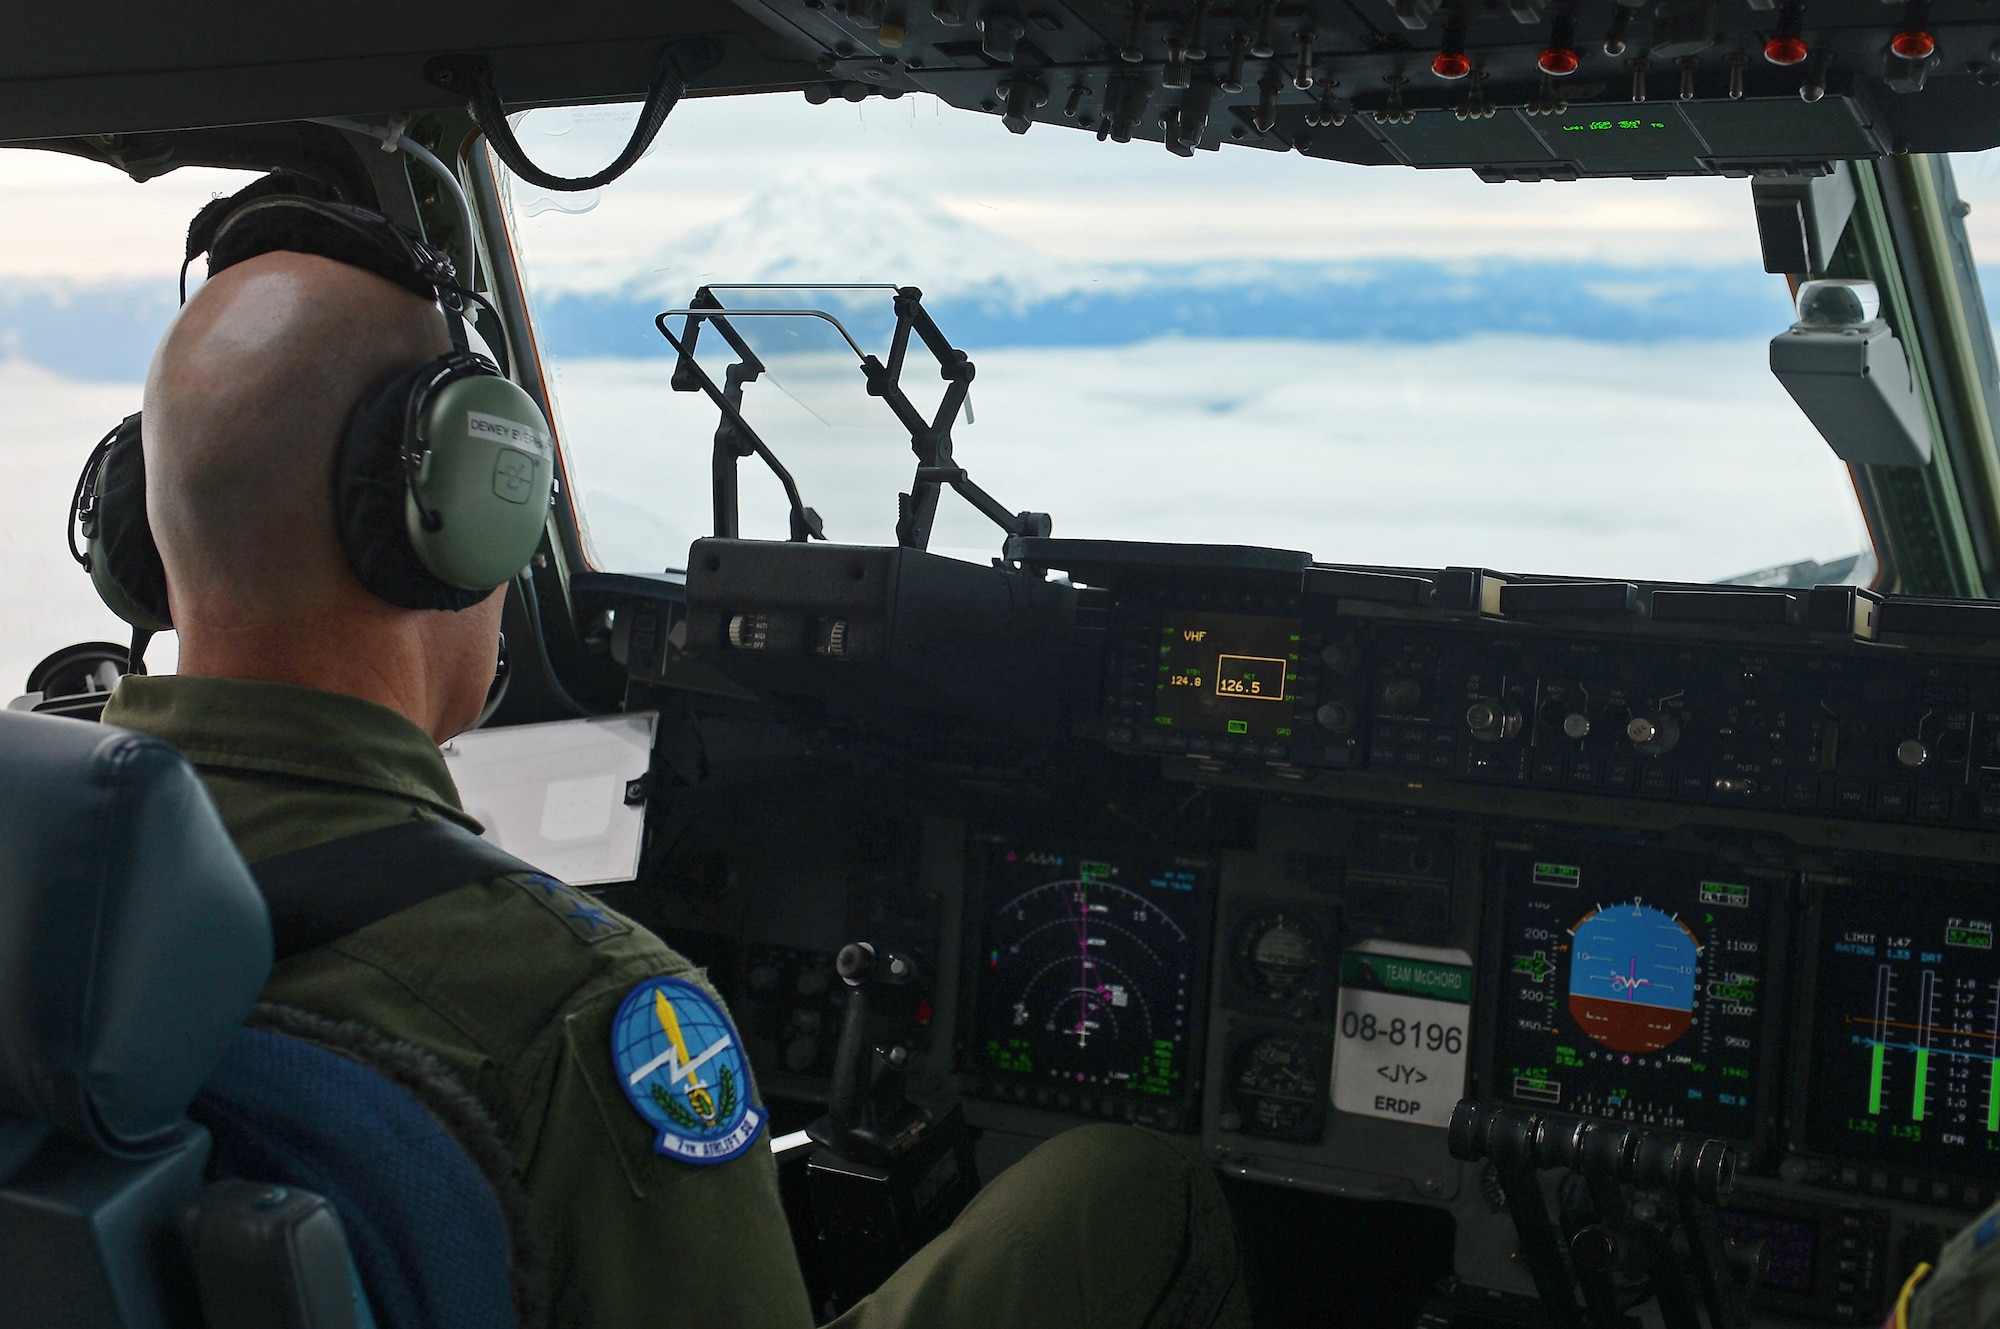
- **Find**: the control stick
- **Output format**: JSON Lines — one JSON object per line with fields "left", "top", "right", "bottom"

{"left": 804, "top": 942, "right": 978, "bottom": 1311}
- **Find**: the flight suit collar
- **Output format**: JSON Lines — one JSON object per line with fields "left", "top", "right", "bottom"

{"left": 102, "top": 674, "right": 468, "bottom": 822}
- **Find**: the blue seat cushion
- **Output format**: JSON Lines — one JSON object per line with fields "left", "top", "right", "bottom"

{"left": 0, "top": 711, "right": 269, "bottom": 1156}
{"left": 191, "top": 1009, "right": 542, "bottom": 1329}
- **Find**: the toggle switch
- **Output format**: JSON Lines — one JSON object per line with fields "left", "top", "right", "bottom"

{"left": 1222, "top": 30, "right": 1248, "bottom": 92}
{"left": 1255, "top": 68, "right": 1281, "bottom": 132}
{"left": 1122, "top": 0, "right": 1147, "bottom": 62}
{"left": 981, "top": 12, "right": 1026, "bottom": 60}
{"left": 1187, "top": 0, "right": 1213, "bottom": 57}
{"left": 1251, "top": 1, "right": 1277, "bottom": 57}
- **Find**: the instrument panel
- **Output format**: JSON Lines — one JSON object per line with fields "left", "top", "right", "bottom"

{"left": 1485, "top": 842, "right": 1780, "bottom": 1142}
{"left": 586, "top": 542, "right": 2000, "bottom": 1324}
{"left": 965, "top": 842, "right": 1210, "bottom": 1131}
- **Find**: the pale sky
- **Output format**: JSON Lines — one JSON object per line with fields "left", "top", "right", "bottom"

{"left": 0, "top": 93, "right": 1781, "bottom": 291}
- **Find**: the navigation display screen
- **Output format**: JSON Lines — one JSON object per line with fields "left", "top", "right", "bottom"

{"left": 1489, "top": 844, "right": 1775, "bottom": 1139}
{"left": 1151, "top": 612, "right": 1301, "bottom": 740}
{"left": 970, "top": 845, "right": 1209, "bottom": 1118}
{"left": 1805, "top": 877, "right": 2000, "bottom": 1178}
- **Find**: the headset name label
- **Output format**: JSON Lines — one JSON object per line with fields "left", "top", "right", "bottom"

{"left": 468, "top": 411, "right": 549, "bottom": 458}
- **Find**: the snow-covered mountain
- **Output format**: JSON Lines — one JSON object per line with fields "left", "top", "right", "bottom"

{"left": 533, "top": 170, "right": 1116, "bottom": 308}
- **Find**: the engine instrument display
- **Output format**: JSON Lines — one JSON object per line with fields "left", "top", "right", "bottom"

{"left": 1152, "top": 612, "right": 1301, "bottom": 740}
{"left": 1805, "top": 876, "right": 2000, "bottom": 1179}
{"left": 1489, "top": 844, "right": 1774, "bottom": 1138}
{"left": 971, "top": 846, "right": 1209, "bottom": 1121}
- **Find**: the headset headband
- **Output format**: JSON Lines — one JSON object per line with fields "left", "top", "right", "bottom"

{"left": 181, "top": 184, "right": 509, "bottom": 372}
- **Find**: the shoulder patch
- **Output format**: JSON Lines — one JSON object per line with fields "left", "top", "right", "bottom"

{"left": 610, "top": 977, "right": 765, "bottom": 1164}
{"left": 514, "top": 873, "right": 632, "bottom": 944}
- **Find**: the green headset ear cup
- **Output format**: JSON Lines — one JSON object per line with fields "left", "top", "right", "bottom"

{"left": 405, "top": 372, "right": 554, "bottom": 591}
{"left": 82, "top": 415, "right": 174, "bottom": 633}
{"left": 335, "top": 361, "right": 489, "bottom": 612}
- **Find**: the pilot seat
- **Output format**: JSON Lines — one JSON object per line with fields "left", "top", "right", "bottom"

{"left": 0, "top": 708, "right": 532, "bottom": 1329}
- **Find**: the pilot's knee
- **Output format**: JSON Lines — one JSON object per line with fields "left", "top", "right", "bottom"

{"left": 1033, "top": 1122, "right": 1203, "bottom": 1189}
{"left": 991, "top": 1122, "right": 1221, "bottom": 1226}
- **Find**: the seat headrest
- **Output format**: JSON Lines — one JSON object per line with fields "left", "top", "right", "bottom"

{"left": 0, "top": 711, "right": 271, "bottom": 1156}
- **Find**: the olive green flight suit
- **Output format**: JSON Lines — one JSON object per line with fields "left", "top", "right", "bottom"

{"left": 105, "top": 675, "right": 1249, "bottom": 1329}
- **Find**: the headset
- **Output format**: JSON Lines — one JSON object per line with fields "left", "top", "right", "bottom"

{"left": 68, "top": 179, "right": 557, "bottom": 661}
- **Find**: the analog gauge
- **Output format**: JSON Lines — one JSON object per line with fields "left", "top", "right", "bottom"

{"left": 1227, "top": 1034, "right": 1327, "bottom": 1141}
{"left": 1231, "top": 908, "right": 1324, "bottom": 1015}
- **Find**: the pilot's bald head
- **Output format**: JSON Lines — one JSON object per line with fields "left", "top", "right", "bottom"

{"left": 144, "top": 251, "right": 449, "bottom": 620}
{"left": 144, "top": 250, "right": 504, "bottom": 739}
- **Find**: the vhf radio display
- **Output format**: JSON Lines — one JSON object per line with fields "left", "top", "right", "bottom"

{"left": 1153, "top": 612, "right": 1300, "bottom": 741}
{"left": 1489, "top": 843, "right": 1775, "bottom": 1139}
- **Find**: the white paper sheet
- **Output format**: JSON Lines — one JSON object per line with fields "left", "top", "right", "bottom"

{"left": 440, "top": 712, "right": 657, "bottom": 886}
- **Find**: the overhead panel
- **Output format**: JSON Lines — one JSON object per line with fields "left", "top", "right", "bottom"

{"left": 732, "top": 0, "right": 1994, "bottom": 178}
{"left": 0, "top": 0, "right": 1992, "bottom": 176}
{"left": 1373, "top": 108, "right": 1555, "bottom": 168}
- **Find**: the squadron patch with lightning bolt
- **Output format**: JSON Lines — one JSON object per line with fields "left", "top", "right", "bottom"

{"left": 610, "top": 977, "right": 764, "bottom": 1163}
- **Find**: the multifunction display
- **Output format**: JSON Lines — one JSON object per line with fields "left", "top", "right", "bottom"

{"left": 971, "top": 846, "right": 1208, "bottom": 1121}
{"left": 1152, "top": 612, "right": 1300, "bottom": 740}
{"left": 1490, "top": 844, "right": 1774, "bottom": 1138}
{"left": 1806, "top": 878, "right": 2000, "bottom": 1178}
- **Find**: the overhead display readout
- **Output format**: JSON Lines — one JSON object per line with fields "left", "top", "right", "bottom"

{"left": 1490, "top": 845, "right": 1773, "bottom": 1138}
{"left": 973, "top": 847, "right": 1207, "bottom": 1116}
{"left": 1805, "top": 879, "right": 2000, "bottom": 1179}
{"left": 1152, "top": 612, "right": 1300, "bottom": 740}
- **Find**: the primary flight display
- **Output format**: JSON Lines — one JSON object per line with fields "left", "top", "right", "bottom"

{"left": 1489, "top": 843, "right": 1774, "bottom": 1139}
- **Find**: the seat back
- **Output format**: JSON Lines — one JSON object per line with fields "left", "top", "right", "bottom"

{"left": 193, "top": 1010, "right": 530, "bottom": 1329}
{"left": 0, "top": 709, "right": 271, "bottom": 1327}
{"left": 0, "top": 709, "right": 529, "bottom": 1329}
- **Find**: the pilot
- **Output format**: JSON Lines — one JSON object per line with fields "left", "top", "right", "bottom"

{"left": 95, "top": 215, "right": 1249, "bottom": 1327}
{"left": 1893, "top": 1205, "right": 2000, "bottom": 1329}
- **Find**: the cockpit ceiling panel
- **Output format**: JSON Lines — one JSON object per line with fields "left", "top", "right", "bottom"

{"left": 3, "top": 0, "right": 1996, "bottom": 173}
{"left": 0, "top": 1, "right": 819, "bottom": 140}
{"left": 737, "top": 0, "right": 2000, "bottom": 176}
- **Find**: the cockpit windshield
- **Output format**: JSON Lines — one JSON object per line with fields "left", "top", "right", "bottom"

{"left": 498, "top": 93, "right": 1875, "bottom": 583}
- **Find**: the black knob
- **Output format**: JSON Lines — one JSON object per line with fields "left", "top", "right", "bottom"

{"left": 836, "top": 942, "right": 876, "bottom": 985}
{"left": 1316, "top": 701, "right": 1355, "bottom": 733}
{"left": 1319, "top": 641, "right": 1359, "bottom": 674}
{"left": 1380, "top": 677, "right": 1422, "bottom": 711}
{"left": 1466, "top": 699, "right": 1518, "bottom": 743}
